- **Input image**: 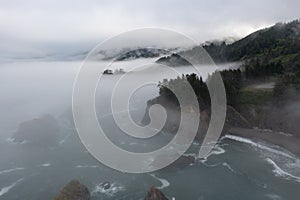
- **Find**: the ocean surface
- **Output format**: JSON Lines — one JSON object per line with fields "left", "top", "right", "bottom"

{"left": 0, "top": 59, "right": 299, "bottom": 200}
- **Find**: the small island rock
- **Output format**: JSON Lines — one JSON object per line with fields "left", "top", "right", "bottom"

{"left": 144, "top": 186, "right": 169, "bottom": 200}
{"left": 54, "top": 180, "right": 90, "bottom": 200}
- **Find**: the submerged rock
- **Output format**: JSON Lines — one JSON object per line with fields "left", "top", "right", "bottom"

{"left": 103, "top": 69, "right": 113, "bottom": 74}
{"left": 99, "top": 181, "right": 111, "bottom": 190}
{"left": 54, "top": 180, "right": 90, "bottom": 200}
{"left": 144, "top": 186, "right": 169, "bottom": 200}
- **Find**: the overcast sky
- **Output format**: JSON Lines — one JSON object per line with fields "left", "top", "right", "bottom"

{"left": 0, "top": 0, "right": 299, "bottom": 56}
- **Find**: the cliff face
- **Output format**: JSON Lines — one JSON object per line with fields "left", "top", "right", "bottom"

{"left": 54, "top": 180, "right": 90, "bottom": 200}
{"left": 238, "top": 101, "right": 300, "bottom": 138}
{"left": 141, "top": 96, "right": 251, "bottom": 142}
{"left": 141, "top": 96, "right": 210, "bottom": 142}
{"left": 142, "top": 91, "right": 300, "bottom": 140}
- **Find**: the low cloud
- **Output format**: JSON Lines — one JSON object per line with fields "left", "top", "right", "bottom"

{"left": 0, "top": 0, "right": 299, "bottom": 54}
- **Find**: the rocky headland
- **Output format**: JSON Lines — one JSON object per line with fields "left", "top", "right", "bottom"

{"left": 141, "top": 93, "right": 300, "bottom": 158}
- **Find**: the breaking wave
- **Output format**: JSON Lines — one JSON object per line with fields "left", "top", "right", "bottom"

{"left": 266, "top": 158, "right": 300, "bottom": 183}
{"left": 0, "top": 167, "right": 24, "bottom": 175}
{"left": 150, "top": 174, "right": 170, "bottom": 189}
{"left": 92, "top": 182, "right": 125, "bottom": 197}
{"left": 0, "top": 178, "right": 23, "bottom": 197}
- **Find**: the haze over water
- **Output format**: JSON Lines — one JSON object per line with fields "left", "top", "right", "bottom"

{"left": 0, "top": 59, "right": 299, "bottom": 199}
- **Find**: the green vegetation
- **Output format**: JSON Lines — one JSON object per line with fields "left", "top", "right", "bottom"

{"left": 238, "top": 90, "right": 273, "bottom": 105}
{"left": 273, "top": 72, "right": 300, "bottom": 101}
{"left": 204, "top": 20, "right": 300, "bottom": 65}
{"left": 158, "top": 69, "right": 242, "bottom": 109}
{"left": 158, "top": 19, "right": 300, "bottom": 109}
{"left": 158, "top": 73, "right": 209, "bottom": 109}
{"left": 244, "top": 59, "right": 284, "bottom": 78}
{"left": 217, "top": 69, "right": 242, "bottom": 107}
{"left": 158, "top": 68, "right": 275, "bottom": 110}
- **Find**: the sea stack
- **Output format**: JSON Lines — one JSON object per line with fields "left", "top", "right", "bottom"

{"left": 144, "top": 186, "right": 169, "bottom": 200}
{"left": 54, "top": 180, "right": 90, "bottom": 200}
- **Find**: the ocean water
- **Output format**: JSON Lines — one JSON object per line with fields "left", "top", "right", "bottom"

{"left": 0, "top": 60, "right": 299, "bottom": 200}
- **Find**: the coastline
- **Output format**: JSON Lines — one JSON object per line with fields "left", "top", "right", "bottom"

{"left": 142, "top": 96, "right": 300, "bottom": 159}
{"left": 226, "top": 127, "right": 300, "bottom": 158}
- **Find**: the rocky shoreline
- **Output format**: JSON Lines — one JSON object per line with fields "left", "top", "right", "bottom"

{"left": 53, "top": 98, "right": 300, "bottom": 200}
{"left": 226, "top": 127, "right": 300, "bottom": 157}
{"left": 142, "top": 95, "right": 300, "bottom": 159}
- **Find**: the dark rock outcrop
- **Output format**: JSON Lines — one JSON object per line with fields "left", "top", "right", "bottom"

{"left": 141, "top": 96, "right": 181, "bottom": 134}
{"left": 141, "top": 96, "right": 209, "bottom": 142}
{"left": 99, "top": 181, "right": 111, "bottom": 190}
{"left": 238, "top": 100, "right": 300, "bottom": 138}
{"left": 12, "top": 114, "right": 59, "bottom": 146}
{"left": 103, "top": 69, "right": 113, "bottom": 74}
{"left": 224, "top": 105, "right": 251, "bottom": 129}
{"left": 54, "top": 180, "right": 90, "bottom": 200}
{"left": 144, "top": 186, "right": 168, "bottom": 200}
{"left": 142, "top": 96, "right": 253, "bottom": 142}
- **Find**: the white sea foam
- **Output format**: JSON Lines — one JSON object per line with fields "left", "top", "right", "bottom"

{"left": 224, "top": 135, "right": 295, "bottom": 159}
{"left": 39, "top": 163, "right": 51, "bottom": 167}
{"left": 266, "top": 158, "right": 300, "bottom": 183}
{"left": 286, "top": 159, "right": 300, "bottom": 169}
{"left": 6, "top": 137, "right": 27, "bottom": 144}
{"left": 278, "top": 132, "right": 292, "bottom": 137}
{"left": 150, "top": 174, "right": 170, "bottom": 189}
{"left": 0, "top": 167, "right": 24, "bottom": 175}
{"left": 0, "top": 178, "right": 23, "bottom": 197}
{"left": 201, "top": 161, "right": 237, "bottom": 174}
{"left": 59, "top": 133, "right": 72, "bottom": 145}
{"left": 211, "top": 146, "right": 226, "bottom": 155}
{"left": 265, "top": 193, "right": 282, "bottom": 200}
{"left": 92, "top": 182, "right": 124, "bottom": 197}
{"left": 225, "top": 135, "right": 300, "bottom": 182}
{"left": 199, "top": 145, "right": 226, "bottom": 162}
{"left": 183, "top": 153, "right": 197, "bottom": 157}
{"left": 222, "top": 162, "right": 235, "bottom": 173}
{"left": 75, "top": 165, "right": 98, "bottom": 168}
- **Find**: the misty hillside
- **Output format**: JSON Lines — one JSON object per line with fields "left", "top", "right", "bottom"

{"left": 204, "top": 19, "right": 300, "bottom": 63}
{"left": 157, "top": 19, "right": 300, "bottom": 69}
{"left": 90, "top": 47, "right": 172, "bottom": 61}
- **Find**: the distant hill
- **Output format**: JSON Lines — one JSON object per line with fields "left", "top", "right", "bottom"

{"left": 156, "top": 19, "right": 300, "bottom": 69}
{"left": 93, "top": 47, "right": 170, "bottom": 61}
{"left": 115, "top": 48, "right": 169, "bottom": 61}
{"left": 204, "top": 19, "right": 300, "bottom": 63}
{"left": 155, "top": 53, "right": 191, "bottom": 66}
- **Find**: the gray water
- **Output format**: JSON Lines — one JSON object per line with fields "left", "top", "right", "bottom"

{"left": 0, "top": 60, "right": 299, "bottom": 200}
